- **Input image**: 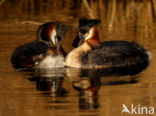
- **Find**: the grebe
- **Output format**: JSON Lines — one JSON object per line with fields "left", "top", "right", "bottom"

{"left": 66, "top": 18, "right": 151, "bottom": 69}
{"left": 11, "top": 22, "right": 68, "bottom": 69}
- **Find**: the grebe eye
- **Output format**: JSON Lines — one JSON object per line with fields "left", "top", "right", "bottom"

{"left": 57, "top": 36, "right": 62, "bottom": 41}
{"left": 79, "top": 29, "right": 87, "bottom": 35}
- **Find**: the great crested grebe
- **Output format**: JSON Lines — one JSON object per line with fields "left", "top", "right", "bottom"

{"left": 11, "top": 22, "right": 68, "bottom": 69}
{"left": 66, "top": 18, "right": 151, "bottom": 69}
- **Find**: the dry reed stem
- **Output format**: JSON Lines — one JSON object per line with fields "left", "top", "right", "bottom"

{"left": 109, "top": 0, "right": 116, "bottom": 32}
{"left": 83, "top": 0, "right": 95, "bottom": 18}
{"left": 99, "top": 0, "right": 105, "bottom": 22}
{"left": 151, "top": 0, "right": 156, "bottom": 19}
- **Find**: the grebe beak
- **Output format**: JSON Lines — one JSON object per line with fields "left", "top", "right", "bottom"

{"left": 56, "top": 43, "right": 61, "bottom": 54}
{"left": 79, "top": 33, "right": 84, "bottom": 40}
{"left": 48, "top": 41, "right": 52, "bottom": 47}
{"left": 78, "top": 33, "right": 85, "bottom": 45}
{"left": 55, "top": 35, "right": 62, "bottom": 54}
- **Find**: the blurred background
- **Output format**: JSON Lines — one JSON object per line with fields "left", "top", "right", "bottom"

{"left": 0, "top": 0, "right": 156, "bottom": 51}
{"left": 0, "top": 0, "right": 156, "bottom": 116}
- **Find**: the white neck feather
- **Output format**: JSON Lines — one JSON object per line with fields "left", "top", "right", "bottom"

{"left": 50, "top": 29, "right": 57, "bottom": 45}
{"left": 85, "top": 27, "right": 95, "bottom": 41}
{"left": 65, "top": 42, "right": 91, "bottom": 68}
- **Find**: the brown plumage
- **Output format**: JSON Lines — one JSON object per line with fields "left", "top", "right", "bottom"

{"left": 86, "top": 28, "right": 100, "bottom": 48}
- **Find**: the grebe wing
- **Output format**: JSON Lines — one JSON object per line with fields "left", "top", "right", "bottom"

{"left": 11, "top": 40, "right": 49, "bottom": 68}
{"left": 88, "top": 41, "right": 149, "bottom": 68}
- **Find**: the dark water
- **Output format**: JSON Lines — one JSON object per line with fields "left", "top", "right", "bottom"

{"left": 0, "top": 1, "right": 156, "bottom": 116}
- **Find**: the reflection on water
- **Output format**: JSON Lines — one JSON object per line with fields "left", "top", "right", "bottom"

{"left": 26, "top": 67, "right": 141, "bottom": 112}
{"left": 73, "top": 78, "right": 100, "bottom": 110}
{"left": 0, "top": 0, "right": 156, "bottom": 116}
{"left": 31, "top": 69, "right": 67, "bottom": 97}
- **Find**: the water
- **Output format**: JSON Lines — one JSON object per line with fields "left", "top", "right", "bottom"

{"left": 0, "top": 1, "right": 156, "bottom": 116}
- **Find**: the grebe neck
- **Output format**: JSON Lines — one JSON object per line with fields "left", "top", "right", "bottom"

{"left": 85, "top": 27, "right": 100, "bottom": 49}
{"left": 65, "top": 42, "right": 92, "bottom": 68}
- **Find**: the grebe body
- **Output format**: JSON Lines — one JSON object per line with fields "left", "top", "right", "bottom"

{"left": 11, "top": 22, "right": 68, "bottom": 69}
{"left": 66, "top": 19, "right": 151, "bottom": 69}
{"left": 11, "top": 40, "right": 49, "bottom": 68}
{"left": 37, "top": 46, "right": 66, "bottom": 68}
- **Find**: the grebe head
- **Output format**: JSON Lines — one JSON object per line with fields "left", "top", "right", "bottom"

{"left": 73, "top": 18, "right": 100, "bottom": 48}
{"left": 37, "top": 22, "right": 68, "bottom": 50}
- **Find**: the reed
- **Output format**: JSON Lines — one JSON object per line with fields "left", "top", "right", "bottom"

{"left": 0, "top": 0, "right": 155, "bottom": 22}
{"left": 0, "top": 0, "right": 155, "bottom": 46}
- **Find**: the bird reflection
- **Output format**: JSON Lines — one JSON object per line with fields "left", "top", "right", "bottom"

{"left": 30, "top": 68, "right": 68, "bottom": 97}
{"left": 67, "top": 66, "right": 140, "bottom": 110}
{"left": 73, "top": 77, "right": 100, "bottom": 109}
{"left": 28, "top": 64, "right": 142, "bottom": 110}
{"left": 36, "top": 76, "right": 67, "bottom": 97}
